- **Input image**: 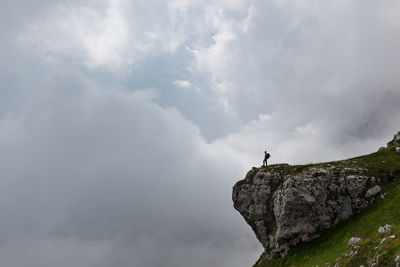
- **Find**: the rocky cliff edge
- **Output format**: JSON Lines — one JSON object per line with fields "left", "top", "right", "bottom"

{"left": 232, "top": 131, "right": 400, "bottom": 262}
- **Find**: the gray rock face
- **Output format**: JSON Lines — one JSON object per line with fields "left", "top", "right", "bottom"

{"left": 378, "top": 224, "right": 392, "bottom": 233}
{"left": 365, "top": 185, "right": 381, "bottom": 198}
{"left": 233, "top": 165, "right": 381, "bottom": 259}
{"left": 348, "top": 237, "right": 362, "bottom": 245}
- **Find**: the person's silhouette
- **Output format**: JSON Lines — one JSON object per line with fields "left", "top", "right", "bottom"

{"left": 263, "top": 151, "right": 270, "bottom": 166}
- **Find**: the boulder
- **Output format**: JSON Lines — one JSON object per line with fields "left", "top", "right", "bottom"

{"left": 378, "top": 224, "right": 391, "bottom": 233}
{"left": 395, "top": 255, "right": 400, "bottom": 262}
{"left": 365, "top": 186, "right": 381, "bottom": 198}
{"left": 348, "top": 237, "right": 362, "bottom": 245}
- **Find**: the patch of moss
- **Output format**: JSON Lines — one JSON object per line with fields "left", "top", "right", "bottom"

{"left": 327, "top": 190, "right": 337, "bottom": 201}
{"left": 270, "top": 179, "right": 283, "bottom": 191}
{"left": 235, "top": 169, "right": 259, "bottom": 187}
{"left": 339, "top": 188, "right": 349, "bottom": 197}
{"left": 235, "top": 179, "right": 251, "bottom": 187}
{"left": 264, "top": 220, "right": 277, "bottom": 235}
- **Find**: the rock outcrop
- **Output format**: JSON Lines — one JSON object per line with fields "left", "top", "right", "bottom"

{"left": 387, "top": 131, "right": 400, "bottom": 147}
{"left": 233, "top": 164, "right": 383, "bottom": 260}
{"left": 378, "top": 224, "right": 392, "bottom": 233}
{"left": 233, "top": 132, "right": 400, "bottom": 262}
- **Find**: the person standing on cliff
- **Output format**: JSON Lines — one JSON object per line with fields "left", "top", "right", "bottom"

{"left": 263, "top": 151, "right": 270, "bottom": 166}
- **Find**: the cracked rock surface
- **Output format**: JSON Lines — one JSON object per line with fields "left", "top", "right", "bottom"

{"left": 233, "top": 165, "right": 382, "bottom": 260}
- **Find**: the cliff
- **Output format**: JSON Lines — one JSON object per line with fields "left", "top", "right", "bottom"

{"left": 233, "top": 131, "right": 400, "bottom": 265}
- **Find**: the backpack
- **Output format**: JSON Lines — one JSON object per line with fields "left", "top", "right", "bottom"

{"left": 266, "top": 153, "right": 270, "bottom": 159}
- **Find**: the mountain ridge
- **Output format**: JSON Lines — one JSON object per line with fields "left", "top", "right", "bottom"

{"left": 233, "top": 131, "right": 400, "bottom": 266}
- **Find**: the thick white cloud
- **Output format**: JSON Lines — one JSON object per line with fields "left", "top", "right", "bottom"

{"left": 0, "top": 71, "right": 261, "bottom": 266}
{"left": 1, "top": 0, "right": 400, "bottom": 266}
{"left": 189, "top": 0, "right": 400, "bottom": 160}
{"left": 20, "top": 0, "right": 183, "bottom": 72}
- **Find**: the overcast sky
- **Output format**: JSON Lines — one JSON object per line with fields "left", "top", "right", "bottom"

{"left": 1, "top": 1, "right": 400, "bottom": 267}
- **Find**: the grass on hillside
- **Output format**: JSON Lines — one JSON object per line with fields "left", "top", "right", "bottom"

{"left": 253, "top": 146, "right": 400, "bottom": 267}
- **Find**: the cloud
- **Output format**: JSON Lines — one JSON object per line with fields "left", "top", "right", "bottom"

{"left": 173, "top": 80, "right": 200, "bottom": 92}
{"left": 19, "top": 0, "right": 190, "bottom": 73}
{"left": 0, "top": 72, "right": 261, "bottom": 266}
{"left": 1, "top": 0, "right": 400, "bottom": 267}
{"left": 174, "top": 80, "right": 192, "bottom": 88}
{"left": 258, "top": 113, "right": 273, "bottom": 122}
{"left": 188, "top": 0, "right": 400, "bottom": 157}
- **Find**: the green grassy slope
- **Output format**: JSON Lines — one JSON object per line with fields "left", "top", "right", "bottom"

{"left": 254, "top": 145, "right": 400, "bottom": 267}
